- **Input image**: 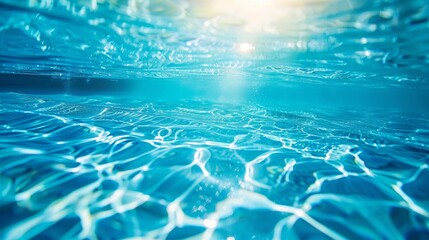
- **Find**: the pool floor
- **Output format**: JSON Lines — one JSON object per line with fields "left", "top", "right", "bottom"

{"left": 0, "top": 92, "right": 428, "bottom": 239}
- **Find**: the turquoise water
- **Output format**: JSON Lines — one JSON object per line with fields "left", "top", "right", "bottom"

{"left": 0, "top": 0, "right": 429, "bottom": 239}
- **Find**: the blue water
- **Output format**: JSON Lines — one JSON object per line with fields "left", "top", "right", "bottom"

{"left": 1, "top": 0, "right": 429, "bottom": 239}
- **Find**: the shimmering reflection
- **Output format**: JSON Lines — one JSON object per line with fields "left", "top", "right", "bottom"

{"left": 0, "top": 92, "right": 428, "bottom": 239}
{"left": 0, "top": 0, "right": 427, "bottom": 84}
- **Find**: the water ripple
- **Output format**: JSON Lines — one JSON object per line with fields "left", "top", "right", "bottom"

{"left": 0, "top": 92, "right": 428, "bottom": 239}
{"left": 0, "top": 0, "right": 428, "bottom": 85}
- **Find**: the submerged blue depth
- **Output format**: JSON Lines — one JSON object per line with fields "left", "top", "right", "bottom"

{"left": 0, "top": 0, "right": 428, "bottom": 239}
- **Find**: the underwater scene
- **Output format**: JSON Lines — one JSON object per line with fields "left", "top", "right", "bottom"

{"left": 0, "top": 0, "right": 428, "bottom": 239}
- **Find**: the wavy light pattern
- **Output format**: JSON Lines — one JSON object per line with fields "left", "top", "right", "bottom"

{"left": 0, "top": 0, "right": 428, "bottom": 239}
{"left": 0, "top": 93, "right": 428, "bottom": 239}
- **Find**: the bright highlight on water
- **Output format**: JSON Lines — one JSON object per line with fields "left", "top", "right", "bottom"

{"left": 0, "top": 0, "right": 428, "bottom": 239}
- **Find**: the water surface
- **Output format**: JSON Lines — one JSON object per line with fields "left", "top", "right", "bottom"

{"left": 0, "top": 0, "right": 428, "bottom": 239}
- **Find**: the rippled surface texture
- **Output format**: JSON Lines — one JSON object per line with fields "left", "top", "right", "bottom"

{"left": 0, "top": 93, "right": 428, "bottom": 239}
{"left": 0, "top": 0, "right": 428, "bottom": 85}
{"left": 1, "top": 0, "right": 429, "bottom": 239}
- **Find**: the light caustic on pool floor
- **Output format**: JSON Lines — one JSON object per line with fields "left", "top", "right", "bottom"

{"left": 0, "top": 93, "right": 428, "bottom": 239}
